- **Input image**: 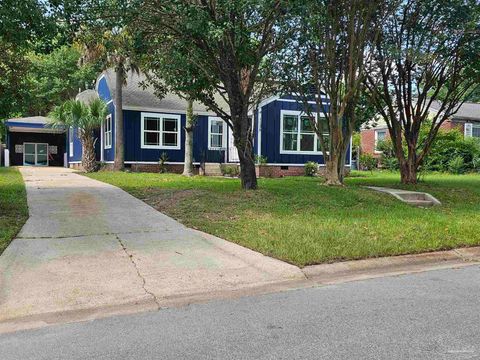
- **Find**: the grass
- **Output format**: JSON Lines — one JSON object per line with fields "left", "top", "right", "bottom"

{"left": 86, "top": 170, "right": 480, "bottom": 267}
{"left": 0, "top": 168, "right": 28, "bottom": 254}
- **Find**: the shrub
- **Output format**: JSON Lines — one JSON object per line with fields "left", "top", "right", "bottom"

{"left": 159, "top": 152, "right": 169, "bottom": 173}
{"left": 304, "top": 161, "right": 318, "bottom": 176}
{"left": 448, "top": 155, "right": 465, "bottom": 174}
{"left": 255, "top": 155, "right": 268, "bottom": 165}
{"left": 220, "top": 164, "right": 240, "bottom": 177}
{"left": 359, "top": 154, "right": 377, "bottom": 171}
{"left": 375, "top": 127, "right": 480, "bottom": 174}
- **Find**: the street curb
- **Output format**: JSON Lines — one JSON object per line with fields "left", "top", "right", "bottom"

{"left": 1, "top": 246, "right": 479, "bottom": 335}
{"left": 302, "top": 247, "right": 480, "bottom": 284}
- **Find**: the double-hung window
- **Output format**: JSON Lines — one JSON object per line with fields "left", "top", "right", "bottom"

{"left": 104, "top": 114, "right": 112, "bottom": 149}
{"left": 280, "top": 110, "right": 327, "bottom": 154}
{"left": 141, "top": 113, "right": 181, "bottom": 149}
{"left": 208, "top": 117, "right": 227, "bottom": 150}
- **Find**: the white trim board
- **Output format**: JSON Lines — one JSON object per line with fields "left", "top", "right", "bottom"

{"left": 207, "top": 116, "right": 227, "bottom": 150}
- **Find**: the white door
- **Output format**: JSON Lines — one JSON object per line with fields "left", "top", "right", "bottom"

{"left": 23, "top": 143, "right": 49, "bottom": 166}
{"left": 228, "top": 130, "right": 239, "bottom": 163}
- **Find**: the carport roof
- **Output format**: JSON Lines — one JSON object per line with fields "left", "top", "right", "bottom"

{"left": 5, "top": 116, "right": 66, "bottom": 133}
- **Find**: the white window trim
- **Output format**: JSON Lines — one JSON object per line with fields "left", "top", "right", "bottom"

{"left": 374, "top": 129, "right": 388, "bottom": 154}
{"left": 69, "top": 127, "right": 74, "bottom": 157}
{"left": 104, "top": 114, "right": 112, "bottom": 149}
{"left": 279, "top": 110, "right": 327, "bottom": 155}
{"left": 140, "top": 112, "right": 181, "bottom": 150}
{"left": 208, "top": 116, "right": 227, "bottom": 150}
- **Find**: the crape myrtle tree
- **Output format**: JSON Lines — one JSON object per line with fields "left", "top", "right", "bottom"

{"left": 275, "top": 0, "right": 384, "bottom": 185}
{"left": 139, "top": 39, "right": 212, "bottom": 177}
{"left": 364, "top": 0, "right": 480, "bottom": 184}
{"left": 137, "top": 0, "right": 290, "bottom": 190}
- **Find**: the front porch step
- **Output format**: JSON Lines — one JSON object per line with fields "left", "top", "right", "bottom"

{"left": 204, "top": 163, "right": 223, "bottom": 176}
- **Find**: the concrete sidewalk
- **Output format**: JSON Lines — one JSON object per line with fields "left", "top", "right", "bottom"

{"left": 0, "top": 167, "right": 304, "bottom": 330}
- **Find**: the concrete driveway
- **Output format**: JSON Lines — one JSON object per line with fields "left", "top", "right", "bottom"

{"left": 0, "top": 167, "right": 303, "bottom": 330}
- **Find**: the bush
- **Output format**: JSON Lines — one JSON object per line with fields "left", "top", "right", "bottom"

{"left": 448, "top": 155, "right": 465, "bottom": 174}
{"left": 255, "top": 155, "right": 268, "bottom": 165}
{"left": 375, "top": 127, "right": 480, "bottom": 174}
{"left": 359, "top": 154, "right": 377, "bottom": 171}
{"left": 159, "top": 152, "right": 169, "bottom": 173}
{"left": 304, "top": 161, "right": 318, "bottom": 176}
{"left": 220, "top": 164, "right": 240, "bottom": 177}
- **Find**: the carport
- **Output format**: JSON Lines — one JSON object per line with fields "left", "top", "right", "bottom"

{"left": 4, "top": 116, "right": 66, "bottom": 167}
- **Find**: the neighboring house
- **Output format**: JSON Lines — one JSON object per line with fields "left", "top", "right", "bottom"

{"left": 361, "top": 101, "right": 480, "bottom": 157}
{"left": 67, "top": 70, "right": 351, "bottom": 176}
{"left": 3, "top": 116, "right": 66, "bottom": 167}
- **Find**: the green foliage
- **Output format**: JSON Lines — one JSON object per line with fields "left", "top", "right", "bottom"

{"left": 49, "top": 98, "right": 107, "bottom": 132}
{"left": 304, "top": 161, "right": 318, "bottom": 176}
{"left": 159, "top": 152, "right": 169, "bottom": 173}
{"left": 220, "top": 164, "right": 240, "bottom": 177}
{"left": 377, "top": 127, "right": 480, "bottom": 173}
{"left": 360, "top": 154, "right": 377, "bottom": 171}
{"left": 448, "top": 155, "right": 466, "bottom": 174}
{"left": 27, "top": 45, "right": 98, "bottom": 115}
{"left": 255, "top": 155, "right": 268, "bottom": 165}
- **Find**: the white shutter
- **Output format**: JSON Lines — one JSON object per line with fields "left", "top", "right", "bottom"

{"left": 464, "top": 123, "right": 473, "bottom": 138}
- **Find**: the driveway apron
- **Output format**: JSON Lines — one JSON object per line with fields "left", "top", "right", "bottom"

{"left": 0, "top": 167, "right": 303, "bottom": 325}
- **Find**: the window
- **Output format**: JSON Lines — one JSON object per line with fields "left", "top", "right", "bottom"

{"left": 69, "top": 127, "right": 74, "bottom": 157}
{"left": 141, "top": 113, "right": 181, "bottom": 149}
{"left": 375, "top": 129, "right": 387, "bottom": 152}
{"left": 466, "top": 123, "right": 480, "bottom": 138}
{"left": 208, "top": 117, "right": 227, "bottom": 150}
{"left": 280, "top": 110, "right": 327, "bottom": 154}
{"left": 104, "top": 115, "right": 112, "bottom": 149}
{"left": 474, "top": 125, "right": 480, "bottom": 138}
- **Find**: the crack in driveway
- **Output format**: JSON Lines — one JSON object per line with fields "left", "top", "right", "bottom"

{"left": 115, "top": 235, "right": 161, "bottom": 311}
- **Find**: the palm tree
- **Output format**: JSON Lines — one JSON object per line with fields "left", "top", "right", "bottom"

{"left": 79, "top": 28, "right": 139, "bottom": 171}
{"left": 50, "top": 99, "right": 107, "bottom": 172}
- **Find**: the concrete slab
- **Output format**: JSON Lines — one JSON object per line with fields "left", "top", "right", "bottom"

{"left": 0, "top": 167, "right": 303, "bottom": 329}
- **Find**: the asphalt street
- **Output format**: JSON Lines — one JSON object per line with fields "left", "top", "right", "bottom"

{"left": 1, "top": 265, "right": 480, "bottom": 360}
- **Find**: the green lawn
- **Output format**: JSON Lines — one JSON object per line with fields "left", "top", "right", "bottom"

{"left": 87, "top": 171, "right": 480, "bottom": 267}
{"left": 0, "top": 168, "right": 28, "bottom": 254}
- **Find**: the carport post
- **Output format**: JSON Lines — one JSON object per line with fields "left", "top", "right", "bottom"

{"left": 4, "top": 149, "right": 10, "bottom": 167}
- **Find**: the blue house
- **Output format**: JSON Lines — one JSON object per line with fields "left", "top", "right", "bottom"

{"left": 68, "top": 70, "right": 351, "bottom": 176}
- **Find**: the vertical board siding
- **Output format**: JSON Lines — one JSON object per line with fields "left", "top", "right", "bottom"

{"left": 260, "top": 99, "right": 350, "bottom": 165}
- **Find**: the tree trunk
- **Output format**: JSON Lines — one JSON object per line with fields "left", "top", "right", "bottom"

{"left": 114, "top": 66, "right": 124, "bottom": 171}
{"left": 183, "top": 99, "right": 194, "bottom": 177}
{"left": 399, "top": 141, "right": 419, "bottom": 184}
{"left": 81, "top": 132, "right": 97, "bottom": 173}
{"left": 237, "top": 145, "right": 257, "bottom": 190}
{"left": 399, "top": 160, "right": 418, "bottom": 184}
{"left": 233, "top": 114, "right": 257, "bottom": 190}
{"left": 324, "top": 147, "right": 347, "bottom": 186}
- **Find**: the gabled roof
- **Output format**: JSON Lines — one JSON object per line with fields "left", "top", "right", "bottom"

{"left": 428, "top": 101, "right": 480, "bottom": 121}
{"left": 99, "top": 69, "right": 229, "bottom": 114}
{"left": 76, "top": 89, "right": 99, "bottom": 105}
